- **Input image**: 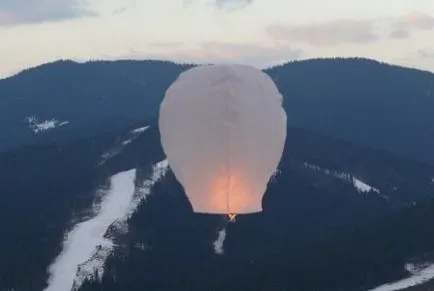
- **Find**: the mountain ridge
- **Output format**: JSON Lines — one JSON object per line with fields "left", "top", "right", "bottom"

{"left": 1, "top": 57, "right": 434, "bottom": 165}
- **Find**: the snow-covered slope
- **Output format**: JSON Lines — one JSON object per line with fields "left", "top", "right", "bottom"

{"left": 44, "top": 169, "right": 137, "bottom": 291}
{"left": 369, "top": 263, "right": 434, "bottom": 291}
{"left": 44, "top": 160, "right": 168, "bottom": 291}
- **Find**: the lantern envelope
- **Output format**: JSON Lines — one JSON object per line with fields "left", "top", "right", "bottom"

{"left": 159, "top": 64, "right": 287, "bottom": 215}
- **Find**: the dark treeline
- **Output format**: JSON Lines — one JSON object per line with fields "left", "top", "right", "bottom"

{"left": 77, "top": 196, "right": 434, "bottom": 291}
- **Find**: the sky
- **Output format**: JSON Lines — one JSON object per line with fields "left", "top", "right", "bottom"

{"left": 0, "top": 0, "right": 433, "bottom": 78}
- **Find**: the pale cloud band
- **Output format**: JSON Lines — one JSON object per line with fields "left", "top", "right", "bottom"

{"left": 267, "top": 12, "right": 434, "bottom": 46}
{"left": 214, "top": 0, "right": 254, "bottom": 10}
{"left": 0, "top": 0, "right": 254, "bottom": 25}
{"left": 267, "top": 20, "right": 379, "bottom": 46}
{"left": 389, "top": 11, "right": 434, "bottom": 39}
{"left": 0, "top": 0, "right": 88, "bottom": 24}
{"left": 0, "top": 9, "right": 16, "bottom": 25}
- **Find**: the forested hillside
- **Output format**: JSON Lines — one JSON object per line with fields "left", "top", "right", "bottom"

{"left": 1, "top": 58, "right": 434, "bottom": 291}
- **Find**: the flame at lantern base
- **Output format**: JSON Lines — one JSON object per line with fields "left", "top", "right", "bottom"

{"left": 228, "top": 213, "right": 237, "bottom": 222}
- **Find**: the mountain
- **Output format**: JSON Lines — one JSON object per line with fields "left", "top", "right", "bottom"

{"left": 1, "top": 58, "right": 434, "bottom": 165}
{"left": 267, "top": 58, "right": 434, "bottom": 166}
{"left": 0, "top": 60, "right": 192, "bottom": 152}
{"left": 2, "top": 58, "right": 434, "bottom": 291}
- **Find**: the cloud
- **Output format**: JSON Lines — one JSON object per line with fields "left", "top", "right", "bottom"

{"left": 0, "top": 10, "right": 16, "bottom": 25}
{"left": 394, "top": 11, "right": 434, "bottom": 31}
{"left": 418, "top": 49, "right": 434, "bottom": 58}
{"left": 74, "top": 0, "right": 136, "bottom": 17}
{"left": 385, "top": 12, "right": 434, "bottom": 40}
{"left": 214, "top": 0, "right": 254, "bottom": 10}
{"left": 0, "top": 0, "right": 90, "bottom": 24}
{"left": 267, "top": 19, "right": 379, "bottom": 46}
{"left": 396, "top": 12, "right": 434, "bottom": 30}
{"left": 389, "top": 29, "right": 410, "bottom": 39}
{"left": 148, "top": 42, "right": 184, "bottom": 49}
{"left": 182, "top": 0, "right": 254, "bottom": 11}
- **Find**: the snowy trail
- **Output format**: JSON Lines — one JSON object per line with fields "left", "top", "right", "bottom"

{"left": 368, "top": 263, "right": 434, "bottom": 291}
{"left": 44, "top": 159, "right": 169, "bottom": 291}
{"left": 44, "top": 169, "right": 137, "bottom": 291}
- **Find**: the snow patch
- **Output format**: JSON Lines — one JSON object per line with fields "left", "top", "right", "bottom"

{"left": 98, "top": 125, "right": 150, "bottom": 166}
{"left": 122, "top": 139, "right": 132, "bottom": 146}
{"left": 303, "top": 162, "right": 381, "bottom": 195}
{"left": 270, "top": 168, "right": 282, "bottom": 182}
{"left": 26, "top": 116, "right": 69, "bottom": 133}
{"left": 134, "top": 242, "right": 151, "bottom": 251}
{"left": 353, "top": 177, "right": 380, "bottom": 194}
{"left": 131, "top": 126, "right": 149, "bottom": 134}
{"left": 213, "top": 228, "right": 227, "bottom": 255}
{"left": 368, "top": 262, "right": 434, "bottom": 291}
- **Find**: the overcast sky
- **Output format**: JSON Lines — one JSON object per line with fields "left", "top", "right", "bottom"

{"left": 0, "top": 0, "right": 433, "bottom": 78}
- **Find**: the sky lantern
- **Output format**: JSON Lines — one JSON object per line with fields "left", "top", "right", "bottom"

{"left": 159, "top": 64, "right": 287, "bottom": 220}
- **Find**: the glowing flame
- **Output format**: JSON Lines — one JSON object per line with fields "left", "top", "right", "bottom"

{"left": 208, "top": 172, "right": 253, "bottom": 214}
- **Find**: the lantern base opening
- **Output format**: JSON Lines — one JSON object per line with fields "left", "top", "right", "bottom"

{"left": 228, "top": 213, "right": 237, "bottom": 222}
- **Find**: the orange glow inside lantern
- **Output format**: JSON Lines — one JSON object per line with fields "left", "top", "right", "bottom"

{"left": 208, "top": 172, "right": 253, "bottom": 215}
